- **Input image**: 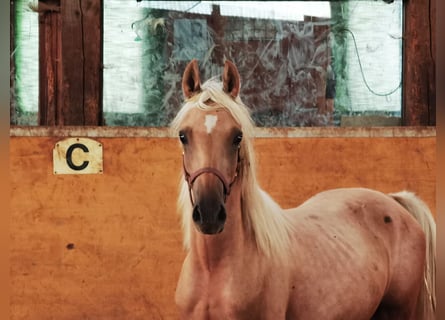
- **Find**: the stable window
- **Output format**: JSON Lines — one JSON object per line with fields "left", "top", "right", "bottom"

{"left": 10, "top": 0, "right": 434, "bottom": 127}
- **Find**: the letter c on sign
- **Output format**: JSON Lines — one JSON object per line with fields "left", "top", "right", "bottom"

{"left": 66, "top": 143, "right": 89, "bottom": 170}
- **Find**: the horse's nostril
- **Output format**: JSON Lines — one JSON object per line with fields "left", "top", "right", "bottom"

{"left": 218, "top": 205, "right": 227, "bottom": 223}
{"left": 193, "top": 203, "right": 225, "bottom": 234}
{"left": 192, "top": 205, "right": 201, "bottom": 223}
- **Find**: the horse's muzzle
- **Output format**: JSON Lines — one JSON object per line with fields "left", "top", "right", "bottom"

{"left": 192, "top": 202, "right": 226, "bottom": 234}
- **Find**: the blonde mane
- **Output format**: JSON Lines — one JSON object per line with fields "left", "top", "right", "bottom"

{"left": 171, "top": 78, "right": 294, "bottom": 261}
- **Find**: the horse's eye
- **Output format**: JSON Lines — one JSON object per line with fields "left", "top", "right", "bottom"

{"left": 233, "top": 133, "right": 243, "bottom": 146}
{"left": 179, "top": 132, "right": 188, "bottom": 144}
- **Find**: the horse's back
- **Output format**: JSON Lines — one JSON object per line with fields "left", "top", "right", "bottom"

{"left": 287, "top": 187, "right": 424, "bottom": 238}
{"left": 288, "top": 187, "right": 424, "bottom": 235}
{"left": 283, "top": 187, "right": 426, "bottom": 319}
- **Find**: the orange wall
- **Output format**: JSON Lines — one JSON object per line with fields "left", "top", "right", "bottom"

{"left": 10, "top": 133, "right": 436, "bottom": 319}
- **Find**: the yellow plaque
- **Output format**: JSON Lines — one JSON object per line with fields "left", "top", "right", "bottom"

{"left": 53, "top": 138, "right": 103, "bottom": 175}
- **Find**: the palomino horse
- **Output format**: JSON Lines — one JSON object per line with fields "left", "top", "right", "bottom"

{"left": 171, "top": 60, "right": 436, "bottom": 319}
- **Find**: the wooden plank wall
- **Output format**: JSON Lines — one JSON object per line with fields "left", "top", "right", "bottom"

{"left": 10, "top": 132, "right": 436, "bottom": 319}
{"left": 403, "top": 0, "right": 436, "bottom": 125}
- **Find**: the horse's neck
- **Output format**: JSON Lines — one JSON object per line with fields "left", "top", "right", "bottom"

{"left": 189, "top": 185, "right": 256, "bottom": 271}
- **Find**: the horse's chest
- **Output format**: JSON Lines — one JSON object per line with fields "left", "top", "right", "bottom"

{"left": 176, "top": 270, "right": 262, "bottom": 319}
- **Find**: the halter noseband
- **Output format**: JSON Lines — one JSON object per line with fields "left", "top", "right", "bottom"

{"left": 183, "top": 152, "right": 240, "bottom": 206}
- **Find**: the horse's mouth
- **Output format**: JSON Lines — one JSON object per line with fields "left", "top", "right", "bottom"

{"left": 195, "top": 223, "right": 225, "bottom": 235}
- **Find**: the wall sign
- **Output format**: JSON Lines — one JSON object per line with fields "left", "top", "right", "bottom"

{"left": 53, "top": 138, "right": 103, "bottom": 175}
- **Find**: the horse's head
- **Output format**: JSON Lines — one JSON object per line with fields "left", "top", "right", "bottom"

{"left": 176, "top": 59, "right": 243, "bottom": 235}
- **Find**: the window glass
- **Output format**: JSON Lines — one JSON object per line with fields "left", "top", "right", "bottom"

{"left": 104, "top": 0, "right": 402, "bottom": 127}
{"left": 11, "top": 0, "right": 39, "bottom": 125}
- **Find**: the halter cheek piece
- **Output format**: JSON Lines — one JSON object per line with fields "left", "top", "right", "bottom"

{"left": 182, "top": 150, "right": 240, "bottom": 206}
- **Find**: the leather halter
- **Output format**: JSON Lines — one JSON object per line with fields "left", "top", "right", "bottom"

{"left": 182, "top": 151, "right": 240, "bottom": 206}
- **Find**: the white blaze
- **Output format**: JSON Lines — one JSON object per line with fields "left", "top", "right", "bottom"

{"left": 204, "top": 115, "right": 218, "bottom": 134}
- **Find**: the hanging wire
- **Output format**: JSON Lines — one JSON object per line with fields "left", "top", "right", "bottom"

{"left": 338, "top": 27, "right": 402, "bottom": 97}
{"left": 185, "top": 1, "right": 202, "bottom": 13}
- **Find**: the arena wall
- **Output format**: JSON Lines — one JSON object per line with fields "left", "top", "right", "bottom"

{"left": 10, "top": 127, "right": 436, "bottom": 319}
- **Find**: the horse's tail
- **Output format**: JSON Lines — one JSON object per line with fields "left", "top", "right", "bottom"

{"left": 389, "top": 191, "right": 436, "bottom": 319}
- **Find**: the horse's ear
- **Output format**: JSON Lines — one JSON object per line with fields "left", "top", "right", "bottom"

{"left": 182, "top": 59, "right": 201, "bottom": 99}
{"left": 223, "top": 60, "right": 240, "bottom": 98}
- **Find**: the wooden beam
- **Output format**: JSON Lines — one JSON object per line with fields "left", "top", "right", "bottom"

{"left": 38, "top": 0, "right": 61, "bottom": 125}
{"left": 39, "top": 0, "right": 102, "bottom": 125}
{"left": 428, "top": 0, "right": 436, "bottom": 125}
{"left": 208, "top": 5, "right": 226, "bottom": 66}
{"left": 60, "top": 0, "right": 85, "bottom": 125}
{"left": 403, "top": 0, "right": 436, "bottom": 125}
{"left": 82, "top": 0, "right": 103, "bottom": 125}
